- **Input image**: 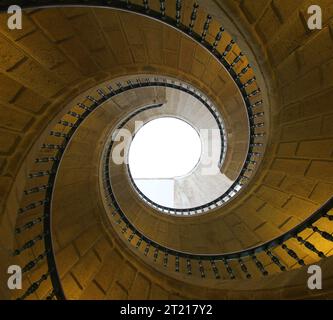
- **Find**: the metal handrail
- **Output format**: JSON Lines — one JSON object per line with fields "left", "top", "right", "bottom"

{"left": 113, "top": 80, "right": 230, "bottom": 214}
{"left": 11, "top": 0, "right": 267, "bottom": 298}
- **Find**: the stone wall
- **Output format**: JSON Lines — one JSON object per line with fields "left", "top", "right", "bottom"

{"left": 0, "top": 6, "right": 248, "bottom": 298}
{"left": 1, "top": 0, "right": 333, "bottom": 299}
{"left": 211, "top": 0, "right": 333, "bottom": 253}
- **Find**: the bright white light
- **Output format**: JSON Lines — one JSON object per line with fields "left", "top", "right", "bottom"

{"left": 135, "top": 179, "right": 174, "bottom": 207}
{"left": 129, "top": 117, "right": 201, "bottom": 179}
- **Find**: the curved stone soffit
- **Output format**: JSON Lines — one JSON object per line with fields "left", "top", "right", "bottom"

{"left": 10, "top": 1, "right": 268, "bottom": 300}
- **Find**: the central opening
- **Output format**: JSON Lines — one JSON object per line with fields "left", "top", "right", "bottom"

{"left": 128, "top": 117, "right": 201, "bottom": 208}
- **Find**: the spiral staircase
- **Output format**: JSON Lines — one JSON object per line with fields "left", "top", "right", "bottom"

{"left": 0, "top": 0, "right": 333, "bottom": 300}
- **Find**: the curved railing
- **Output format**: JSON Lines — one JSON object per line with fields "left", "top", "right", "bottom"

{"left": 12, "top": 52, "right": 332, "bottom": 299}
{"left": 15, "top": 68, "right": 333, "bottom": 296}
{"left": 103, "top": 98, "right": 333, "bottom": 278}
{"left": 115, "top": 79, "right": 231, "bottom": 214}
{"left": 4, "top": 0, "right": 286, "bottom": 299}
{"left": 104, "top": 178, "right": 333, "bottom": 279}
{"left": 99, "top": 76, "right": 258, "bottom": 215}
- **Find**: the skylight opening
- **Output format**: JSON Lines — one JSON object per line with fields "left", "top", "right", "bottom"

{"left": 128, "top": 117, "right": 202, "bottom": 208}
{"left": 128, "top": 117, "right": 201, "bottom": 179}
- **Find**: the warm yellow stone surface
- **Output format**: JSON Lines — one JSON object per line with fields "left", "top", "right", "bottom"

{"left": 1, "top": 0, "right": 333, "bottom": 300}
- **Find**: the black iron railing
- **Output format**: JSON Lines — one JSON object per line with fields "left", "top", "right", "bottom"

{"left": 8, "top": 0, "right": 270, "bottom": 299}
{"left": 12, "top": 57, "right": 332, "bottom": 299}
{"left": 104, "top": 166, "right": 333, "bottom": 275}
{"left": 102, "top": 96, "right": 333, "bottom": 276}
{"left": 111, "top": 79, "right": 232, "bottom": 215}
{"left": 101, "top": 77, "right": 332, "bottom": 281}
{"left": 96, "top": 77, "right": 259, "bottom": 216}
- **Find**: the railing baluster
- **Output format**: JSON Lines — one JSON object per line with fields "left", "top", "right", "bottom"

{"left": 96, "top": 89, "right": 107, "bottom": 99}
{"left": 249, "top": 100, "right": 263, "bottom": 109}
{"left": 222, "top": 258, "right": 235, "bottom": 279}
{"left": 241, "top": 76, "right": 256, "bottom": 88}
{"left": 136, "top": 78, "right": 142, "bottom": 86}
{"left": 323, "top": 213, "right": 333, "bottom": 221}
{"left": 228, "top": 52, "right": 244, "bottom": 70}
{"left": 116, "top": 82, "right": 124, "bottom": 92}
{"left": 46, "top": 290, "right": 56, "bottom": 300}
{"left": 251, "top": 254, "right": 268, "bottom": 276}
{"left": 213, "top": 27, "right": 224, "bottom": 51}
{"left": 17, "top": 272, "right": 49, "bottom": 300}
{"left": 136, "top": 236, "right": 142, "bottom": 249}
{"left": 16, "top": 216, "right": 43, "bottom": 234}
{"left": 128, "top": 230, "right": 135, "bottom": 242}
{"left": 86, "top": 95, "right": 98, "bottom": 104}
{"left": 41, "top": 144, "right": 64, "bottom": 150}
{"left": 28, "top": 170, "right": 53, "bottom": 179}
{"left": 176, "top": 0, "right": 182, "bottom": 26}
{"left": 143, "top": 0, "right": 149, "bottom": 12}
{"left": 245, "top": 159, "right": 257, "bottom": 166}
{"left": 50, "top": 131, "right": 69, "bottom": 139}
{"left": 67, "top": 111, "right": 81, "bottom": 119}
{"left": 201, "top": 14, "right": 211, "bottom": 42}
{"left": 153, "top": 247, "right": 159, "bottom": 262}
{"left": 58, "top": 120, "right": 76, "bottom": 128}
{"left": 222, "top": 39, "right": 234, "bottom": 57}
{"left": 189, "top": 2, "right": 199, "bottom": 34}
{"left": 106, "top": 85, "right": 115, "bottom": 94}
{"left": 236, "top": 64, "right": 251, "bottom": 79}
{"left": 198, "top": 260, "right": 205, "bottom": 278}
{"left": 250, "top": 112, "right": 265, "bottom": 120}
{"left": 246, "top": 88, "right": 261, "bottom": 98}
{"left": 144, "top": 242, "right": 150, "bottom": 256}
{"left": 238, "top": 258, "right": 251, "bottom": 279}
{"left": 13, "top": 233, "right": 46, "bottom": 256}
{"left": 210, "top": 260, "right": 221, "bottom": 279}
{"left": 18, "top": 200, "right": 48, "bottom": 214}
{"left": 186, "top": 258, "right": 192, "bottom": 275}
{"left": 281, "top": 244, "right": 305, "bottom": 266}
{"left": 249, "top": 152, "right": 262, "bottom": 158}
{"left": 245, "top": 167, "right": 254, "bottom": 173}
{"left": 251, "top": 123, "right": 265, "bottom": 129}
{"left": 295, "top": 236, "right": 326, "bottom": 258}
{"left": 77, "top": 102, "right": 91, "bottom": 111}
{"left": 159, "top": 0, "right": 165, "bottom": 18}
{"left": 250, "top": 142, "right": 264, "bottom": 147}
{"left": 163, "top": 251, "right": 168, "bottom": 267}
{"left": 175, "top": 255, "right": 180, "bottom": 272}
{"left": 22, "top": 251, "right": 47, "bottom": 273}
{"left": 127, "top": 80, "right": 133, "bottom": 89}
{"left": 253, "top": 132, "right": 265, "bottom": 138}
{"left": 121, "top": 224, "right": 128, "bottom": 234}
{"left": 265, "top": 249, "right": 286, "bottom": 271}
{"left": 24, "top": 184, "right": 50, "bottom": 195}
{"left": 35, "top": 156, "right": 59, "bottom": 163}
{"left": 310, "top": 225, "right": 333, "bottom": 242}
